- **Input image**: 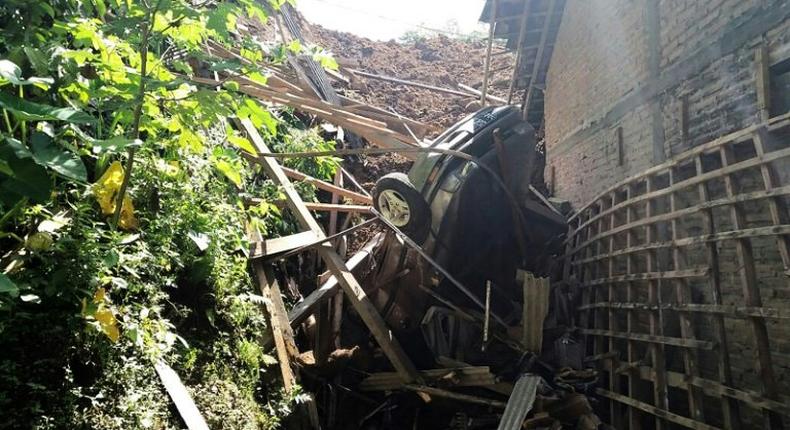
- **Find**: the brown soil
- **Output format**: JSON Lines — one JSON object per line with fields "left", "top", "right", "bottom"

{"left": 306, "top": 25, "right": 519, "bottom": 134}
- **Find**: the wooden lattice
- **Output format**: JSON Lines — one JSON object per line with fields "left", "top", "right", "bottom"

{"left": 563, "top": 113, "right": 790, "bottom": 430}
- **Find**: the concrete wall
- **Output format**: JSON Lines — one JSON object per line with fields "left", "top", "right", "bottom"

{"left": 545, "top": 0, "right": 790, "bottom": 426}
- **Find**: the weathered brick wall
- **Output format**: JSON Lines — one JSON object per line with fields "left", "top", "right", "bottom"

{"left": 545, "top": 0, "right": 790, "bottom": 426}
{"left": 546, "top": 0, "right": 790, "bottom": 205}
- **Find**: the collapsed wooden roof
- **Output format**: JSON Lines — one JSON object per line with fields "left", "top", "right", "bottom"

{"left": 480, "top": 0, "right": 566, "bottom": 128}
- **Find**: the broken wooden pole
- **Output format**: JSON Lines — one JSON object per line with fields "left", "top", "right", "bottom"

{"left": 240, "top": 118, "right": 420, "bottom": 383}
{"left": 480, "top": 0, "right": 499, "bottom": 107}
{"left": 155, "top": 361, "right": 210, "bottom": 430}
{"left": 458, "top": 83, "right": 508, "bottom": 105}
{"left": 348, "top": 68, "right": 480, "bottom": 99}
{"left": 289, "top": 233, "right": 383, "bottom": 327}
{"left": 404, "top": 385, "right": 507, "bottom": 409}
{"left": 281, "top": 166, "right": 372, "bottom": 205}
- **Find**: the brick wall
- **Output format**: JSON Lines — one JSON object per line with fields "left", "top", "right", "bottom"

{"left": 545, "top": 0, "right": 790, "bottom": 427}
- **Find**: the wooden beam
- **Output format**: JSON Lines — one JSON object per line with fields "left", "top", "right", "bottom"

{"left": 249, "top": 230, "right": 320, "bottom": 259}
{"left": 240, "top": 119, "right": 419, "bottom": 383}
{"left": 480, "top": 0, "right": 498, "bottom": 107}
{"left": 580, "top": 329, "right": 715, "bottom": 350}
{"left": 288, "top": 233, "right": 383, "bottom": 327}
{"left": 155, "top": 361, "right": 210, "bottom": 430}
{"left": 359, "top": 367, "right": 496, "bottom": 391}
{"left": 597, "top": 389, "right": 721, "bottom": 430}
{"left": 281, "top": 166, "right": 373, "bottom": 205}
{"left": 522, "top": 0, "right": 555, "bottom": 119}
{"left": 720, "top": 145, "right": 783, "bottom": 428}
{"left": 348, "top": 68, "right": 481, "bottom": 99}
{"left": 403, "top": 385, "right": 507, "bottom": 409}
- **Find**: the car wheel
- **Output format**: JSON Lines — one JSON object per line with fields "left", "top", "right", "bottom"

{"left": 373, "top": 172, "right": 431, "bottom": 244}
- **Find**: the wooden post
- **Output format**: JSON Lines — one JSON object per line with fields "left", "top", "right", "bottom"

{"left": 668, "top": 169, "right": 706, "bottom": 422}
{"left": 645, "top": 177, "right": 668, "bottom": 429}
{"left": 624, "top": 184, "right": 642, "bottom": 430}
{"left": 480, "top": 0, "right": 498, "bottom": 107}
{"left": 507, "top": 0, "right": 531, "bottom": 104}
{"left": 694, "top": 154, "right": 740, "bottom": 429}
{"left": 523, "top": 0, "right": 555, "bottom": 120}
{"left": 720, "top": 145, "right": 783, "bottom": 429}
{"left": 606, "top": 192, "right": 622, "bottom": 429}
{"left": 240, "top": 119, "right": 420, "bottom": 383}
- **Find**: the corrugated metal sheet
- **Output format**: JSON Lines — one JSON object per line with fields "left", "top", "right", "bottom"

{"left": 496, "top": 374, "right": 541, "bottom": 430}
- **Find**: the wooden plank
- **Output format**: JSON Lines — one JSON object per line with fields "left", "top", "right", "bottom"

{"left": 249, "top": 230, "right": 320, "bottom": 259}
{"left": 669, "top": 169, "right": 706, "bottom": 422}
{"left": 720, "top": 145, "right": 783, "bottom": 429}
{"left": 695, "top": 154, "right": 740, "bottom": 429}
{"left": 403, "top": 385, "right": 507, "bottom": 408}
{"left": 582, "top": 267, "right": 709, "bottom": 286}
{"left": 240, "top": 119, "right": 419, "bottom": 382}
{"left": 359, "top": 367, "right": 496, "bottom": 391}
{"left": 281, "top": 166, "right": 373, "bottom": 204}
{"left": 624, "top": 185, "right": 641, "bottom": 430}
{"left": 154, "top": 361, "right": 210, "bottom": 430}
{"left": 507, "top": 0, "right": 532, "bottom": 103}
{"left": 578, "top": 302, "right": 790, "bottom": 320}
{"left": 520, "top": 271, "right": 550, "bottom": 352}
{"left": 645, "top": 177, "right": 668, "bottom": 429}
{"left": 605, "top": 193, "right": 622, "bottom": 429}
{"left": 569, "top": 145, "right": 790, "bottom": 244}
{"left": 522, "top": 0, "right": 555, "bottom": 117}
{"left": 573, "top": 225, "right": 790, "bottom": 265}
{"left": 569, "top": 184, "right": 790, "bottom": 254}
{"left": 301, "top": 202, "right": 373, "bottom": 214}
{"left": 480, "top": 0, "right": 498, "bottom": 107}
{"left": 597, "top": 389, "right": 721, "bottom": 430}
{"left": 288, "top": 233, "right": 383, "bottom": 327}
{"left": 568, "top": 111, "right": 790, "bottom": 224}
{"left": 253, "top": 262, "right": 297, "bottom": 391}
{"left": 600, "top": 360, "right": 790, "bottom": 416}
{"left": 581, "top": 328, "right": 715, "bottom": 350}
{"left": 753, "top": 129, "right": 790, "bottom": 281}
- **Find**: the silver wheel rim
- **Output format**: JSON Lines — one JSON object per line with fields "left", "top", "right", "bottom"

{"left": 378, "top": 189, "right": 411, "bottom": 227}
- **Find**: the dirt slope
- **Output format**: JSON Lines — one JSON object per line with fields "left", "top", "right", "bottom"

{"left": 307, "top": 26, "right": 518, "bottom": 134}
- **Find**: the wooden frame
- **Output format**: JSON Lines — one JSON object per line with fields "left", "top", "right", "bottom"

{"left": 563, "top": 113, "right": 790, "bottom": 429}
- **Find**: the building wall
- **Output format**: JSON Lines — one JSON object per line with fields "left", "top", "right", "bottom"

{"left": 545, "top": 0, "right": 790, "bottom": 205}
{"left": 545, "top": 0, "right": 790, "bottom": 427}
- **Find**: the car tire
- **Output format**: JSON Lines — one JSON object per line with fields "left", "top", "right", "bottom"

{"left": 373, "top": 172, "right": 431, "bottom": 244}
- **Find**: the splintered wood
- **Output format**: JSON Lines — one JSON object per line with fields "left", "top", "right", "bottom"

{"left": 240, "top": 119, "right": 419, "bottom": 383}
{"left": 563, "top": 112, "right": 790, "bottom": 429}
{"left": 519, "top": 271, "right": 550, "bottom": 353}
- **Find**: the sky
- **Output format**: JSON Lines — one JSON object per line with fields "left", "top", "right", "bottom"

{"left": 296, "top": 0, "right": 489, "bottom": 41}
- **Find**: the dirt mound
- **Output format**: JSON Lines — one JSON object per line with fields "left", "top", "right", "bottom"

{"left": 306, "top": 25, "right": 518, "bottom": 134}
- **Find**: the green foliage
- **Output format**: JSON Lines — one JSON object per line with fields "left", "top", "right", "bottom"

{"left": 0, "top": 0, "right": 342, "bottom": 428}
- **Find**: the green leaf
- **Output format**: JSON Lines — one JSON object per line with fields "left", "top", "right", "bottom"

{"left": 0, "top": 59, "right": 53, "bottom": 87}
{"left": 228, "top": 134, "right": 257, "bottom": 155}
{"left": 237, "top": 99, "right": 276, "bottom": 135}
{"left": 214, "top": 159, "right": 242, "bottom": 186}
{"left": 0, "top": 273, "right": 19, "bottom": 297}
{"left": 0, "top": 92, "right": 94, "bottom": 123}
{"left": 1, "top": 157, "right": 50, "bottom": 203}
{"left": 30, "top": 132, "right": 87, "bottom": 182}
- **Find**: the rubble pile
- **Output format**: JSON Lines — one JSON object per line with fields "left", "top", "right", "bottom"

{"left": 307, "top": 26, "right": 520, "bottom": 132}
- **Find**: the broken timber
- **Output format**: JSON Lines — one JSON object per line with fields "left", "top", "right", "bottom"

{"left": 240, "top": 119, "right": 420, "bottom": 383}
{"left": 154, "top": 361, "right": 210, "bottom": 430}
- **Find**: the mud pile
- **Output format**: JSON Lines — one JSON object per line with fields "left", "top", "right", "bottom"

{"left": 308, "top": 25, "right": 518, "bottom": 133}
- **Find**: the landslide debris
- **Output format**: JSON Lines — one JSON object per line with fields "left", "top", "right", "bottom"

{"left": 307, "top": 25, "right": 519, "bottom": 133}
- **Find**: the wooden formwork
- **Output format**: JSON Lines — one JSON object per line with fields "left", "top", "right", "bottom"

{"left": 562, "top": 112, "right": 790, "bottom": 429}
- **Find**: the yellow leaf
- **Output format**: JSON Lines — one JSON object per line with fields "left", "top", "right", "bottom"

{"left": 95, "top": 308, "right": 120, "bottom": 342}
{"left": 93, "top": 287, "right": 106, "bottom": 303}
{"left": 92, "top": 161, "right": 138, "bottom": 230}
